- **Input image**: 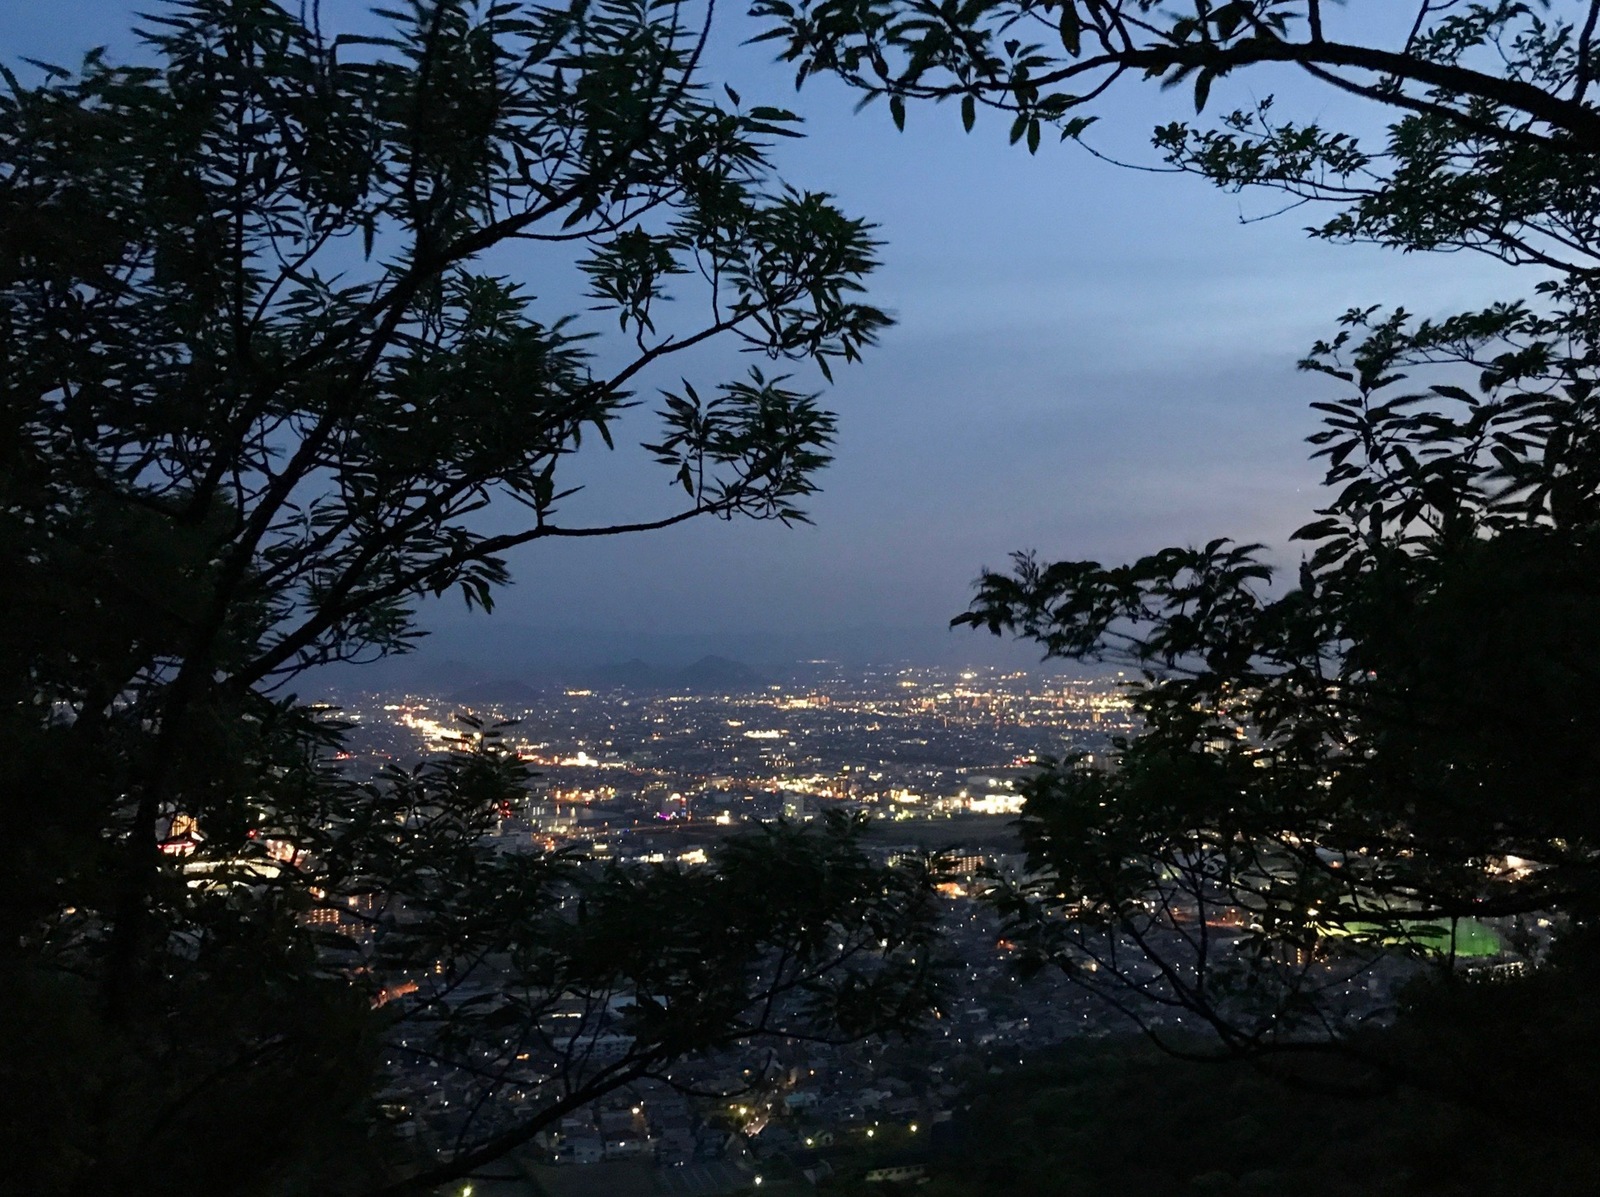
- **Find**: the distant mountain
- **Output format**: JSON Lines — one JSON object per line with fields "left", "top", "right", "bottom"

{"left": 674, "top": 654, "right": 765, "bottom": 692}
{"left": 379, "top": 620, "right": 1062, "bottom": 672}
{"left": 588, "top": 654, "right": 766, "bottom": 693}
{"left": 449, "top": 678, "right": 546, "bottom": 710}
{"left": 591, "top": 658, "right": 661, "bottom": 688}
{"left": 306, "top": 618, "right": 1112, "bottom": 700}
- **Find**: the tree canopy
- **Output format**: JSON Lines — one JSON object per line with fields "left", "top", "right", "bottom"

{"left": 0, "top": 2, "right": 940, "bottom": 1193}
{"left": 756, "top": 0, "right": 1600, "bottom": 1093}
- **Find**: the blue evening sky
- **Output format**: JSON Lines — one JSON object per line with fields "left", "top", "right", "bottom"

{"left": 1, "top": 2, "right": 1527, "bottom": 666}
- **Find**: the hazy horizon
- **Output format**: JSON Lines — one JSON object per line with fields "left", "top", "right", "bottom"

{"left": 311, "top": 618, "right": 1124, "bottom": 696}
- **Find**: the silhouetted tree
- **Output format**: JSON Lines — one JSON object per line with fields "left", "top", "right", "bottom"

{"left": 0, "top": 3, "right": 938, "bottom": 1193}
{"left": 760, "top": 0, "right": 1600, "bottom": 1089}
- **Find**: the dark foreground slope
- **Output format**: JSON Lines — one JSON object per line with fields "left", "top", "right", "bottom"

{"left": 859, "top": 1006, "right": 1600, "bottom": 1197}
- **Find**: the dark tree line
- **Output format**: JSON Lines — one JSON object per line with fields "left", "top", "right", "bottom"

{"left": 760, "top": 0, "right": 1600, "bottom": 1102}
{"left": 0, "top": 3, "right": 940, "bottom": 1193}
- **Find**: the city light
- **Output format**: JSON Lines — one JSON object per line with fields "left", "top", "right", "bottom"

{"left": 313, "top": 668, "right": 1159, "bottom": 1182}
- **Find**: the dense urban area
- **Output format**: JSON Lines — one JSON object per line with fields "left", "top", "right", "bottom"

{"left": 302, "top": 665, "right": 1530, "bottom": 1196}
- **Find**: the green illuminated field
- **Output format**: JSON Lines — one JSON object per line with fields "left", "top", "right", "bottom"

{"left": 1336, "top": 918, "right": 1502, "bottom": 957}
